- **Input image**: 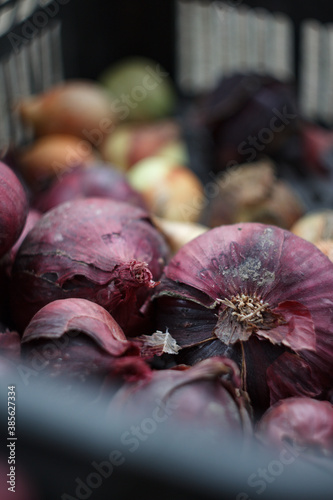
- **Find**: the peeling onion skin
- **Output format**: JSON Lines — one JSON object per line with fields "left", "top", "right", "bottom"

{"left": 152, "top": 223, "right": 333, "bottom": 414}
{"left": 108, "top": 356, "right": 253, "bottom": 443}
{"left": 10, "top": 198, "right": 170, "bottom": 336}
{"left": 21, "top": 298, "right": 150, "bottom": 385}
{"left": 256, "top": 397, "right": 333, "bottom": 464}
{"left": 0, "top": 161, "right": 28, "bottom": 258}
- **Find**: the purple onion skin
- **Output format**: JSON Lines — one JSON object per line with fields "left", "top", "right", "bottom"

{"left": 32, "top": 163, "right": 147, "bottom": 213}
{"left": 197, "top": 73, "right": 299, "bottom": 172}
{"left": 21, "top": 298, "right": 149, "bottom": 384}
{"left": 0, "top": 160, "right": 28, "bottom": 258}
{"left": 108, "top": 356, "right": 252, "bottom": 442}
{"left": 152, "top": 222, "right": 333, "bottom": 414}
{"left": 256, "top": 397, "right": 333, "bottom": 464}
{"left": 10, "top": 198, "right": 169, "bottom": 336}
{"left": 2, "top": 208, "right": 41, "bottom": 274}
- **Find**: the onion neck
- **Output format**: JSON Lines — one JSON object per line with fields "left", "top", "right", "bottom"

{"left": 116, "top": 260, "right": 158, "bottom": 290}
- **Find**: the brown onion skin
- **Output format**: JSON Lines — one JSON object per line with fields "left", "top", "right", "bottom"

{"left": 10, "top": 198, "right": 169, "bottom": 336}
{"left": 108, "top": 356, "right": 252, "bottom": 443}
{"left": 256, "top": 397, "right": 333, "bottom": 461}
{"left": 0, "top": 161, "right": 28, "bottom": 258}
{"left": 32, "top": 163, "right": 147, "bottom": 213}
{"left": 17, "top": 79, "right": 117, "bottom": 141}
{"left": 152, "top": 223, "right": 333, "bottom": 415}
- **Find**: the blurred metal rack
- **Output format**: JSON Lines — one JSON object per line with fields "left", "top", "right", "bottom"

{"left": 0, "top": 0, "right": 63, "bottom": 156}
{"left": 176, "top": 0, "right": 333, "bottom": 124}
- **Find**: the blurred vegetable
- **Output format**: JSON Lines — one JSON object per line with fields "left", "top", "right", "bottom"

{"left": 205, "top": 158, "right": 304, "bottom": 229}
{"left": 127, "top": 156, "right": 205, "bottom": 222}
{"left": 256, "top": 397, "right": 333, "bottom": 466}
{"left": 99, "top": 57, "right": 176, "bottom": 122}
{"left": 197, "top": 72, "right": 299, "bottom": 173}
{"left": 17, "top": 79, "right": 117, "bottom": 141}
{"left": 108, "top": 356, "right": 252, "bottom": 442}
{"left": 32, "top": 163, "right": 147, "bottom": 213}
{"left": 100, "top": 119, "right": 186, "bottom": 171}
{"left": 152, "top": 216, "right": 209, "bottom": 255}
{"left": 15, "top": 134, "right": 98, "bottom": 193}
{"left": 290, "top": 210, "right": 333, "bottom": 242}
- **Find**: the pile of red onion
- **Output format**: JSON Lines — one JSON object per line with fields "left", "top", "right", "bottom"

{"left": 2, "top": 76, "right": 333, "bottom": 485}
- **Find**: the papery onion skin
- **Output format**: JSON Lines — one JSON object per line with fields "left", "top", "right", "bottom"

{"left": 152, "top": 223, "right": 333, "bottom": 413}
{"left": 15, "top": 134, "right": 98, "bottom": 193}
{"left": 18, "top": 79, "right": 117, "bottom": 140}
{"left": 256, "top": 397, "right": 333, "bottom": 460}
{"left": 108, "top": 356, "right": 252, "bottom": 442}
{"left": 0, "top": 161, "right": 28, "bottom": 258}
{"left": 10, "top": 198, "right": 169, "bottom": 336}
{"left": 21, "top": 298, "right": 149, "bottom": 384}
{"left": 32, "top": 163, "right": 147, "bottom": 213}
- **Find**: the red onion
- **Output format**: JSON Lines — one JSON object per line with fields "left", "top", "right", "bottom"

{"left": 152, "top": 223, "right": 333, "bottom": 413}
{"left": 0, "top": 209, "right": 41, "bottom": 324}
{"left": 197, "top": 73, "right": 299, "bottom": 172}
{"left": 0, "top": 328, "right": 21, "bottom": 362}
{"left": 301, "top": 122, "right": 333, "bottom": 176}
{"left": 10, "top": 198, "right": 169, "bottom": 335}
{"left": 32, "top": 163, "right": 147, "bottom": 213}
{"left": 108, "top": 356, "right": 252, "bottom": 442}
{"left": 0, "top": 161, "right": 28, "bottom": 258}
{"left": 2, "top": 208, "right": 41, "bottom": 274}
{"left": 21, "top": 298, "right": 150, "bottom": 384}
{"left": 256, "top": 397, "right": 333, "bottom": 465}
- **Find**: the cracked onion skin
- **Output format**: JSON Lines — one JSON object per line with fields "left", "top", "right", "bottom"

{"left": 0, "top": 161, "right": 28, "bottom": 258}
{"left": 152, "top": 223, "right": 333, "bottom": 414}
{"left": 10, "top": 198, "right": 169, "bottom": 336}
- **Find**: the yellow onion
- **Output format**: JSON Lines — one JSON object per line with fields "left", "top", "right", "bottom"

{"left": 151, "top": 216, "right": 209, "bottom": 255}
{"left": 290, "top": 210, "right": 333, "bottom": 243}
{"left": 127, "top": 156, "right": 205, "bottom": 223}
{"left": 100, "top": 119, "right": 184, "bottom": 171}
{"left": 314, "top": 240, "right": 333, "bottom": 262}
{"left": 205, "top": 159, "right": 304, "bottom": 229}
{"left": 17, "top": 79, "right": 117, "bottom": 141}
{"left": 15, "top": 134, "right": 98, "bottom": 192}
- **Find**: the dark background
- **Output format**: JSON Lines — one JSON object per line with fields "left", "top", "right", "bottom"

{"left": 61, "top": 0, "right": 176, "bottom": 82}
{"left": 60, "top": 0, "right": 333, "bottom": 86}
